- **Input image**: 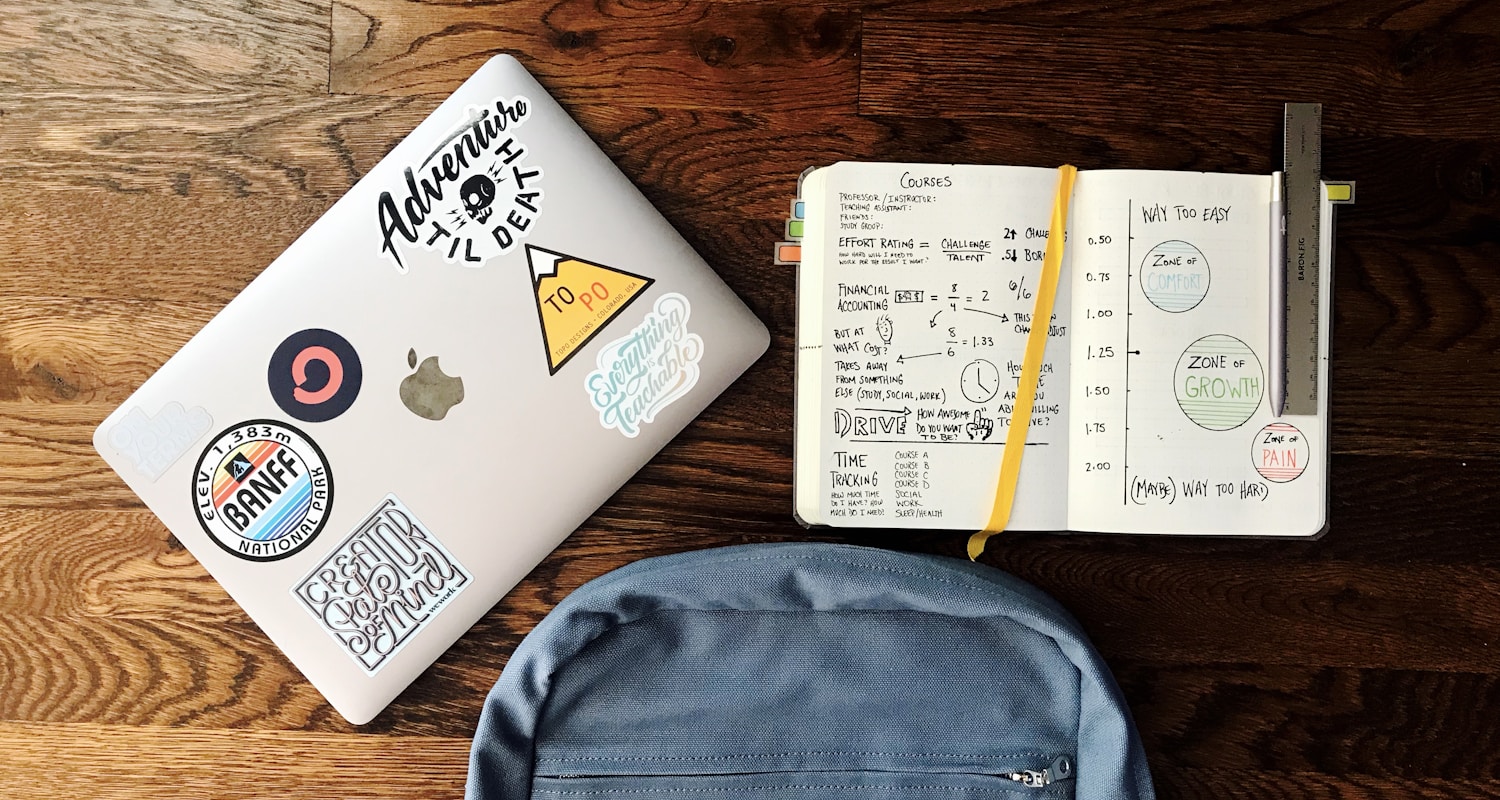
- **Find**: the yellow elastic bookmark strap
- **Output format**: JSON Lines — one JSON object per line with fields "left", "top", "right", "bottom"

{"left": 968, "top": 165, "right": 1078, "bottom": 560}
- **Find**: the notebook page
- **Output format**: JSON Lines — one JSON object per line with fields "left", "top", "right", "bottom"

{"left": 1067, "top": 170, "right": 1325, "bottom": 535}
{"left": 807, "top": 162, "right": 1071, "bottom": 530}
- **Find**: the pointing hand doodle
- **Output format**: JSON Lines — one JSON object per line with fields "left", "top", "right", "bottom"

{"left": 967, "top": 408, "right": 995, "bottom": 441}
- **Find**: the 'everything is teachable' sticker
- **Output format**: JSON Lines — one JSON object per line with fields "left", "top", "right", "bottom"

{"left": 586, "top": 293, "right": 705, "bottom": 437}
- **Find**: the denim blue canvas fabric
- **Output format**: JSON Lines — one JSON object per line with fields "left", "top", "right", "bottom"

{"left": 465, "top": 543, "right": 1156, "bottom": 799}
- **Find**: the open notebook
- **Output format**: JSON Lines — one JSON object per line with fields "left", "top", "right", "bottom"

{"left": 789, "top": 162, "right": 1338, "bottom": 537}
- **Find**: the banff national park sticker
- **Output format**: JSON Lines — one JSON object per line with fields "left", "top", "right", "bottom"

{"left": 292, "top": 494, "right": 471, "bottom": 674}
{"left": 191, "top": 420, "right": 333, "bottom": 562}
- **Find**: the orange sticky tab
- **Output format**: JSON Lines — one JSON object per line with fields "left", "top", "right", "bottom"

{"left": 776, "top": 243, "right": 802, "bottom": 264}
{"left": 969, "top": 165, "right": 1077, "bottom": 560}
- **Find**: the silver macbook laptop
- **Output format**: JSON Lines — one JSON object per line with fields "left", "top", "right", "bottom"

{"left": 93, "top": 55, "right": 769, "bottom": 724}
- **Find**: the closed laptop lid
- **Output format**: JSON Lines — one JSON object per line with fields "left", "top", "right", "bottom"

{"left": 93, "top": 55, "right": 769, "bottom": 724}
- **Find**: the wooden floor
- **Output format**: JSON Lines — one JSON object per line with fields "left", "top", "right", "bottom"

{"left": 3, "top": 0, "right": 1499, "bottom": 797}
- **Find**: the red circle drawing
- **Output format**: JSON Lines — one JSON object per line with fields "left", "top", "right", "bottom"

{"left": 1252, "top": 422, "right": 1309, "bottom": 483}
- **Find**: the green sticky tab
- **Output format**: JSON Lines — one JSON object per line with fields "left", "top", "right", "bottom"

{"left": 787, "top": 219, "right": 804, "bottom": 238}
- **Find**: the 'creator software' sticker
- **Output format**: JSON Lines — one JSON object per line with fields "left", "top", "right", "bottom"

{"left": 191, "top": 420, "right": 333, "bottom": 562}
{"left": 292, "top": 494, "right": 471, "bottom": 674}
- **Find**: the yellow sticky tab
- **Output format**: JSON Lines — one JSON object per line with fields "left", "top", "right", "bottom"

{"left": 1326, "top": 182, "right": 1353, "bottom": 202}
{"left": 968, "top": 165, "right": 1077, "bottom": 560}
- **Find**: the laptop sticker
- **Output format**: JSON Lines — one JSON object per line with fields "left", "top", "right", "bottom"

{"left": 268, "top": 329, "right": 363, "bottom": 423}
{"left": 291, "top": 494, "right": 472, "bottom": 675}
{"left": 527, "top": 244, "right": 655, "bottom": 375}
{"left": 586, "top": 293, "right": 705, "bottom": 437}
{"left": 105, "top": 402, "right": 214, "bottom": 482}
{"left": 191, "top": 420, "right": 333, "bottom": 562}
{"left": 377, "top": 97, "right": 543, "bottom": 271}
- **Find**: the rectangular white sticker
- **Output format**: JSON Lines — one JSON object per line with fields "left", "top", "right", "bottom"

{"left": 292, "top": 494, "right": 471, "bottom": 674}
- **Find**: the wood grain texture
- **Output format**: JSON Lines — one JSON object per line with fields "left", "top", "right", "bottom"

{"left": 0, "top": 0, "right": 331, "bottom": 92}
{"left": 3, "top": 0, "right": 1500, "bottom": 796}
{"left": 860, "top": 20, "right": 1500, "bottom": 139}
{"left": 329, "top": 0, "right": 861, "bottom": 107}
{"left": 0, "top": 723, "right": 469, "bottom": 800}
{"left": 878, "top": 0, "right": 1500, "bottom": 34}
{"left": 0, "top": 91, "right": 420, "bottom": 198}
{"left": 1119, "top": 663, "right": 1500, "bottom": 779}
{"left": 4, "top": 454, "right": 1500, "bottom": 739}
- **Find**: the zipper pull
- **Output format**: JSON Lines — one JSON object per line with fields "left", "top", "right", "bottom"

{"left": 1002, "top": 755, "right": 1074, "bottom": 787}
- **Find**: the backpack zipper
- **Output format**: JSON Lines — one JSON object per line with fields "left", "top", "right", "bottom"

{"left": 1000, "top": 755, "right": 1073, "bottom": 787}
{"left": 544, "top": 754, "right": 1077, "bottom": 785}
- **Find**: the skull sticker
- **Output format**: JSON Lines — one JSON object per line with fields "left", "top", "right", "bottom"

{"left": 376, "top": 96, "right": 545, "bottom": 271}
{"left": 462, "top": 174, "right": 497, "bottom": 223}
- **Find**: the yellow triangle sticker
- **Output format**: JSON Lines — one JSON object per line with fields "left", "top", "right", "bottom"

{"left": 528, "top": 245, "right": 655, "bottom": 374}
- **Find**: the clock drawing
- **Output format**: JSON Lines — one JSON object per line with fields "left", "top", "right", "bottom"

{"left": 960, "top": 358, "right": 1001, "bottom": 404}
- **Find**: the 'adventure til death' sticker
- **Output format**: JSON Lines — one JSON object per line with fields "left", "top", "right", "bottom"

{"left": 377, "top": 96, "right": 543, "bottom": 271}
{"left": 292, "top": 494, "right": 471, "bottom": 674}
{"left": 586, "top": 293, "right": 704, "bottom": 437}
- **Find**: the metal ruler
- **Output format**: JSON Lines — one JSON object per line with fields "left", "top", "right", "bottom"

{"left": 1282, "top": 103, "right": 1322, "bottom": 415}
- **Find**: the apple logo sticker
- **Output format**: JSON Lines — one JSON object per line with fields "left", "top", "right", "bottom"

{"left": 399, "top": 349, "right": 464, "bottom": 420}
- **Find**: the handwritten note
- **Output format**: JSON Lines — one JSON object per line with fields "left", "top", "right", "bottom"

{"left": 795, "top": 163, "right": 1329, "bottom": 537}
{"left": 812, "top": 163, "right": 1071, "bottom": 530}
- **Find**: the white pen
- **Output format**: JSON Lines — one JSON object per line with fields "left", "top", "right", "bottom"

{"left": 1269, "top": 171, "right": 1286, "bottom": 417}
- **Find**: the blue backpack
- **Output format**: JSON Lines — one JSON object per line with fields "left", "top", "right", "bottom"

{"left": 466, "top": 543, "right": 1155, "bottom": 799}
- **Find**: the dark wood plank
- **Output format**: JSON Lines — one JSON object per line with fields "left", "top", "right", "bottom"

{"left": 4, "top": 92, "right": 1491, "bottom": 239}
{"left": 330, "top": 0, "right": 861, "bottom": 108}
{"left": 1155, "top": 768, "right": 1499, "bottom": 800}
{"left": 876, "top": 0, "right": 1500, "bottom": 34}
{"left": 0, "top": 404, "right": 139, "bottom": 509}
{"left": 860, "top": 19, "right": 1500, "bottom": 139}
{"left": 5, "top": 91, "right": 1489, "bottom": 249}
{"left": 8, "top": 454, "right": 1500, "bottom": 735}
{"left": 1120, "top": 663, "right": 1500, "bottom": 779}
{"left": 0, "top": 0, "right": 331, "bottom": 92}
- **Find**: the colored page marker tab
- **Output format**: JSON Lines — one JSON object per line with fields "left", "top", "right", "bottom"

{"left": 527, "top": 244, "right": 654, "bottom": 374}
{"left": 774, "top": 243, "right": 802, "bottom": 265}
{"left": 968, "top": 164, "right": 1078, "bottom": 560}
